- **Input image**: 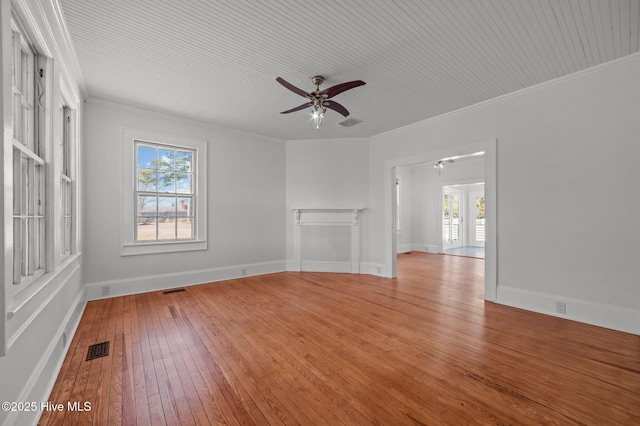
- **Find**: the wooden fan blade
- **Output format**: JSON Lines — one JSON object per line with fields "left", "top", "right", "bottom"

{"left": 276, "top": 77, "right": 309, "bottom": 97}
{"left": 323, "top": 100, "right": 350, "bottom": 117}
{"left": 320, "top": 80, "right": 366, "bottom": 98}
{"left": 280, "top": 102, "right": 312, "bottom": 114}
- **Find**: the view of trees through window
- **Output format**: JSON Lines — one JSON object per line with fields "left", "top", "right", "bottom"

{"left": 476, "top": 196, "right": 485, "bottom": 219}
{"left": 476, "top": 195, "right": 485, "bottom": 242}
{"left": 135, "top": 142, "right": 195, "bottom": 241}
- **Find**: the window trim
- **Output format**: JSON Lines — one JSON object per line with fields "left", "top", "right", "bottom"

{"left": 11, "top": 13, "right": 49, "bottom": 293}
{"left": 121, "top": 128, "right": 207, "bottom": 256}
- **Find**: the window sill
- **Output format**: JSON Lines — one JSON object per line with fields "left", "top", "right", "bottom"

{"left": 8, "top": 253, "right": 82, "bottom": 319}
{"left": 121, "top": 240, "right": 207, "bottom": 256}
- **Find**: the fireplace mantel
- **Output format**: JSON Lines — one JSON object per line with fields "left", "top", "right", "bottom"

{"left": 291, "top": 208, "right": 365, "bottom": 273}
{"left": 292, "top": 208, "right": 364, "bottom": 225}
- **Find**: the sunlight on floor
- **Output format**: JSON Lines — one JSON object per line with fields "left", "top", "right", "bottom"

{"left": 443, "top": 246, "right": 485, "bottom": 258}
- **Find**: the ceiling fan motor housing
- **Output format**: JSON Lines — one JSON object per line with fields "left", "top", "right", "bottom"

{"left": 311, "top": 75, "right": 324, "bottom": 87}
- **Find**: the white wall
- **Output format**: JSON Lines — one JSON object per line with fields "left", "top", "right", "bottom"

{"left": 285, "top": 138, "right": 370, "bottom": 266}
{"left": 368, "top": 54, "right": 640, "bottom": 334}
{"left": 83, "top": 101, "right": 286, "bottom": 297}
{"left": 1, "top": 1, "right": 86, "bottom": 425}
{"left": 395, "top": 166, "right": 413, "bottom": 253}
{"left": 408, "top": 159, "right": 484, "bottom": 252}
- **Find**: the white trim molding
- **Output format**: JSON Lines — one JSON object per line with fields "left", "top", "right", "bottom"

{"left": 497, "top": 286, "right": 640, "bottom": 336}
{"left": 85, "top": 260, "right": 286, "bottom": 300}
{"left": 121, "top": 128, "right": 208, "bottom": 256}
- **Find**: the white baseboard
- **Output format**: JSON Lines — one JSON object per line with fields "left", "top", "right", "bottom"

{"left": 285, "top": 260, "right": 387, "bottom": 277}
{"left": 85, "top": 260, "right": 286, "bottom": 300}
{"left": 5, "top": 286, "right": 86, "bottom": 426}
{"left": 421, "top": 244, "right": 439, "bottom": 253}
{"left": 300, "top": 261, "right": 352, "bottom": 273}
{"left": 397, "top": 243, "right": 440, "bottom": 254}
{"left": 497, "top": 285, "right": 639, "bottom": 335}
{"left": 396, "top": 244, "right": 413, "bottom": 253}
{"left": 395, "top": 243, "right": 439, "bottom": 253}
{"left": 361, "top": 262, "right": 386, "bottom": 277}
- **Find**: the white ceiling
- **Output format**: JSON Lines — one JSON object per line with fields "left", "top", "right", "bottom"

{"left": 59, "top": 0, "right": 640, "bottom": 141}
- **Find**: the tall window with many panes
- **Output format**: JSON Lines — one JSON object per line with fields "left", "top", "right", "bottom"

{"left": 11, "top": 16, "right": 46, "bottom": 286}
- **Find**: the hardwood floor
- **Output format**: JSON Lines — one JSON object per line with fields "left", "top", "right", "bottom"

{"left": 41, "top": 252, "right": 639, "bottom": 425}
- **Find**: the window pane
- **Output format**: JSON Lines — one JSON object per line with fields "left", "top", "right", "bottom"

{"left": 137, "top": 196, "right": 157, "bottom": 216}
{"left": 20, "top": 218, "right": 28, "bottom": 276}
{"left": 21, "top": 48, "right": 30, "bottom": 96}
{"left": 158, "top": 171, "right": 175, "bottom": 193}
{"left": 177, "top": 197, "right": 192, "bottom": 216}
{"left": 158, "top": 196, "right": 175, "bottom": 217}
{"left": 157, "top": 219, "right": 177, "bottom": 240}
{"left": 137, "top": 145, "right": 156, "bottom": 168}
{"left": 35, "top": 164, "right": 44, "bottom": 215}
{"left": 177, "top": 218, "right": 193, "bottom": 239}
{"left": 24, "top": 104, "right": 34, "bottom": 152}
{"left": 157, "top": 196, "right": 176, "bottom": 240}
{"left": 13, "top": 150, "right": 21, "bottom": 215}
{"left": 36, "top": 217, "right": 45, "bottom": 269}
{"left": 176, "top": 151, "right": 192, "bottom": 172}
{"left": 21, "top": 155, "right": 29, "bottom": 214}
{"left": 158, "top": 148, "right": 175, "bottom": 170}
{"left": 476, "top": 196, "right": 485, "bottom": 219}
{"left": 137, "top": 217, "right": 157, "bottom": 241}
{"left": 176, "top": 173, "right": 192, "bottom": 194}
{"left": 138, "top": 169, "right": 157, "bottom": 191}
{"left": 13, "top": 94, "right": 23, "bottom": 143}
{"left": 13, "top": 218, "right": 21, "bottom": 283}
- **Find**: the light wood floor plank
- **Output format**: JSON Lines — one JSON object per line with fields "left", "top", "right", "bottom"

{"left": 41, "top": 253, "right": 640, "bottom": 425}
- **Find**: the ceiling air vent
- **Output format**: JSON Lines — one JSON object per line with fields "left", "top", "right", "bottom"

{"left": 338, "top": 118, "right": 363, "bottom": 127}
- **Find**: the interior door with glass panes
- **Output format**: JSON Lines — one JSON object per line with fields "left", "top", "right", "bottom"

{"left": 443, "top": 190, "right": 463, "bottom": 250}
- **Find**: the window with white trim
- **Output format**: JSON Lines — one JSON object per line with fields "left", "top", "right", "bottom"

{"left": 11, "top": 14, "right": 47, "bottom": 287}
{"left": 60, "top": 105, "right": 72, "bottom": 257}
{"left": 135, "top": 141, "right": 195, "bottom": 241}
{"left": 122, "top": 129, "right": 207, "bottom": 256}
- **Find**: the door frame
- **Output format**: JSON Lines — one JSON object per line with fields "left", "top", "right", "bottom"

{"left": 385, "top": 138, "right": 497, "bottom": 301}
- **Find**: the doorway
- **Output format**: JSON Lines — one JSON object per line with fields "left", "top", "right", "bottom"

{"left": 385, "top": 138, "right": 497, "bottom": 301}
{"left": 441, "top": 184, "right": 485, "bottom": 258}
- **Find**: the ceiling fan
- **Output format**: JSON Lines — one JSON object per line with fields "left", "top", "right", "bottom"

{"left": 434, "top": 159, "right": 454, "bottom": 175}
{"left": 276, "top": 75, "right": 366, "bottom": 129}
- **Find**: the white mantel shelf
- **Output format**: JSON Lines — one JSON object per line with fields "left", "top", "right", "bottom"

{"left": 291, "top": 208, "right": 365, "bottom": 210}
{"left": 291, "top": 208, "right": 365, "bottom": 273}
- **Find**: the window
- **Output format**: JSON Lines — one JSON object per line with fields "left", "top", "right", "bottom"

{"left": 60, "top": 106, "right": 72, "bottom": 257}
{"left": 11, "top": 15, "right": 46, "bottom": 287}
{"left": 122, "top": 129, "right": 207, "bottom": 256}
{"left": 135, "top": 142, "right": 195, "bottom": 241}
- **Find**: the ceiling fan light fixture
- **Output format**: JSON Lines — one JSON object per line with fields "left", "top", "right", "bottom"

{"left": 434, "top": 159, "right": 453, "bottom": 175}
{"left": 277, "top": 75, "right": 366, "bottom": 130}
{"left": 311, "top": 105, "right": 325, "bottom": 129}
